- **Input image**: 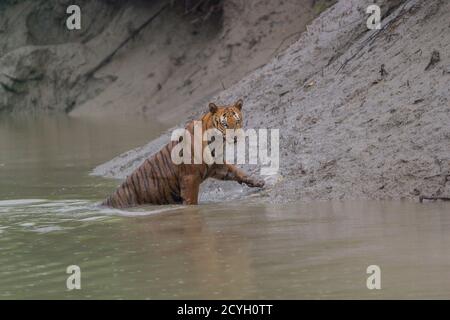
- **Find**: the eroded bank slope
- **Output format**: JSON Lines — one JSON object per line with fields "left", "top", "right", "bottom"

{"left": 95, "top": 0, "right": 450, "bottom": 203}
{"left": 0, "top": 0, "right": 332, "bottom": 126}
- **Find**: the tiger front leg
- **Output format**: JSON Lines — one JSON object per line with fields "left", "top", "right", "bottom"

{"left": 210, "top": 164, "right": 265, "bottom": 188}
{"left": 180, "top": 175, "right": 200, "bottom": 205}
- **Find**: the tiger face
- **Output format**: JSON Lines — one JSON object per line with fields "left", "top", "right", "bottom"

{"left": 208, "top": 99, "right": 244, "bottom": 144}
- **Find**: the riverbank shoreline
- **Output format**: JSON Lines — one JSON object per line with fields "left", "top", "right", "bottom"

{"left": 93, "top": 0, "right": 450, "bottom": 204}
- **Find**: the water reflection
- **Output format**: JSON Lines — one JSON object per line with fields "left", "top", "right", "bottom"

{"left": 1, "top": 199, "right": 450, "bottom": 299}
{"left": 127, "top": 206, "right": 258, "bottom": 298}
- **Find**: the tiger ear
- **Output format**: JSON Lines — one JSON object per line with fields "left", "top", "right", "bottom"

{"left": 209, "top": 103, "right": 218, "bottom": 114}
{"left": 235, "top": 99, "right": 243, "bottom": 110}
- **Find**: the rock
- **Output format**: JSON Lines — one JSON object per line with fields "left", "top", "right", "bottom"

{"left": 425, "top": 50, "right": 441, "bottom": 71}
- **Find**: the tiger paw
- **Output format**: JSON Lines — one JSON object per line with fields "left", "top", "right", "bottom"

{"left": 245, "top": 178, "right": 265, "bottom": 188}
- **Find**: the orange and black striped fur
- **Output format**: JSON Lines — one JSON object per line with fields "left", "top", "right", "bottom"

{"left": 102, "top": 99, "right": 264, "bottom": 208}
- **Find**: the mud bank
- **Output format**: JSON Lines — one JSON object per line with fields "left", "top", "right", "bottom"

{"left": 94, "top": 0, "right": 450, "bottom": 203}
{"left": 0, "top": 0, "right": 331, "bottom": 124}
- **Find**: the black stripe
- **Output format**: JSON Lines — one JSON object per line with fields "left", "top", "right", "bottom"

{"left": 116, "top": 187, "right": 126, "bottom": 207}
{"left": 130, "top": 173, "right": 141, "bottom": 204}
{"left": 155, "top": 153, "right": 174, "bottom": 203}
{"left": 161, "top": 148, "right": 179, "bottom": 198}
{"left": 136, "top": 167, "right": 148, "bottom": 202}
{"left": 122, "top": 180, "right": 134, "bottom": 206}
{"left": 142, "top": 160, "right": 155, "bottom": 203}
{"left": 148, "top": 160, "right": 165, "bottom": 204}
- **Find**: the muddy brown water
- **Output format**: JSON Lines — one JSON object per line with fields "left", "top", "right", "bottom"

{"left": 0, "top": 115, "right": 450, "bottom": 299}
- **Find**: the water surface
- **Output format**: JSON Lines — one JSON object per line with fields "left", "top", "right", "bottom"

{"left": 1, "top": 115, "right": 450, "bottom": 299}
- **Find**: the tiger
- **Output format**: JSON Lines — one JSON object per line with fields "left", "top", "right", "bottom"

{"left": 102, "top": 99, "right": 265, "bottom": 208}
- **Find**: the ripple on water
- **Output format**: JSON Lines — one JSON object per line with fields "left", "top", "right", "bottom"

{"left": 0, "top": 199, "right": 100, "bottom": 234}
{"left": 0, "top": 199, "right": 47, "bottom": 207}
{"left": 100, "top": 205, "right": 185, "bottom": 217}
{"left": 0, "top": 198, "right": 186, "bottom": 235}
{"left": 30, "top": 225, "right": 65, "bottom": 234}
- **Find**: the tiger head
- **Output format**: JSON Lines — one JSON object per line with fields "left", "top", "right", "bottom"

{"left": 208, "top": 99, "right": 244, "bottom": 144}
